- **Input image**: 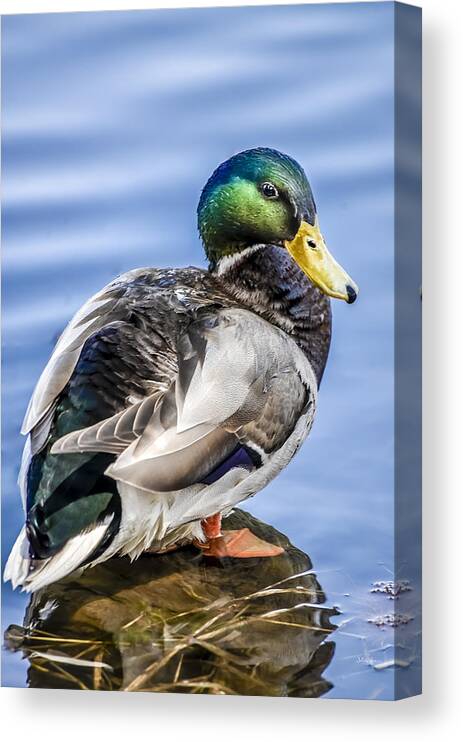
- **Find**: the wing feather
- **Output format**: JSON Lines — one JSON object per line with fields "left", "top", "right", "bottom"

{"left": 51, "top": 308, "right": 315, "bottom": 495}
{"left": 21, "top": 285, "right": 128, "bottom": 435}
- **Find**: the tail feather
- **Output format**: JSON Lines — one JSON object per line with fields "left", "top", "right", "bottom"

{"left": 3, "top": 519, "right": 112, "bottom": 593}
{"left": 3, "top": 527, "right": 31, "bottom": 589}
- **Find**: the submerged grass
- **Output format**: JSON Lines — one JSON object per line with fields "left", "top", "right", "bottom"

{"left": 5, "top": 510, "right": 337, "bottom": 696}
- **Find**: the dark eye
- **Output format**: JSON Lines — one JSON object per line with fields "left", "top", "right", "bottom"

{"left": 261, "top": 182, "right": 279, "bottom": 199}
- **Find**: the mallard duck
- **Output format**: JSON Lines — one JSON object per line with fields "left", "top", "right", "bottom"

{"left": 5, "top": 148, "right": 357, "bottom": 592}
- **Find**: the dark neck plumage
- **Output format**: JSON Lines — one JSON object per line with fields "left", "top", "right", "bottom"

{"left": 214, "top": 244, "right": 332, "bottom": 386}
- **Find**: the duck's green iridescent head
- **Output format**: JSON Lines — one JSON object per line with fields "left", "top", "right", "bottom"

{"left": 198, "top": 148, "right": 358, "bottom": 303}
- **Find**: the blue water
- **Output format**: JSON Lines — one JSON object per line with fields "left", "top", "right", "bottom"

{"left": 2, "top": 3, "right": 403, "bottom": 698}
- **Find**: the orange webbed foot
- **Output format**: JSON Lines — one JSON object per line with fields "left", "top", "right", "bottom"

{"left": 196, "top": 528, "right": 284, "bottom": 558}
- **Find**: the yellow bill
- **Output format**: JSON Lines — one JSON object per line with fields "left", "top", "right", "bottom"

{"left": 284, "top": 220, "right": 358, "bottom": 303}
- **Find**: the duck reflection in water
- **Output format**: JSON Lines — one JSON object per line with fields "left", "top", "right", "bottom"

{"left": 5, "top": 510, "right": 338, "bottom": 696}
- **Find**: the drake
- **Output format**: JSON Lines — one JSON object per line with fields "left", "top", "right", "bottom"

{"left": 5, "top": 147, "right": 358, "bottom": 592}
